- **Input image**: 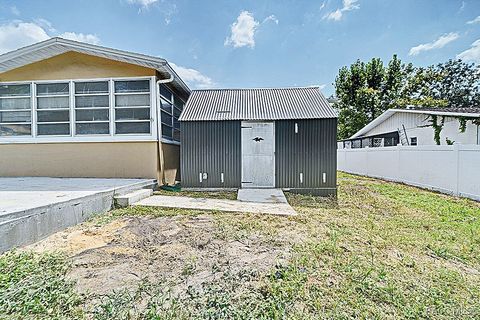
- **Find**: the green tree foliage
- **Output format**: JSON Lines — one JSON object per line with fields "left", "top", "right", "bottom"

{"left": 335, "top": 57, "right": 480, "bottom": 140}
{"left": 335, "top": 55, "right": 411, "bottom": 139}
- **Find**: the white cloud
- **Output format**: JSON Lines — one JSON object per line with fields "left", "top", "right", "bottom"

{"left": 127, "top": 0, "right": 158, "bottom": 10}
{"left": 225, "top": 11, "right": 259, "bottom": 48}
{"left": 169, "top": 62, "right": 215, "bottom": 89}
{"left": 263, "top": 15, "right": 279, "bottom": 25}
{"left": 319, "top": 84, "right": 327, "bottom": 90}
{"left": 224, "top": 11, "right": 278, "bottom": 49}
{"left": 60, "top": 32, "right": 100, "bottom": 44}
{"left": 0, "top": 20, "right": 100, "bottom": 54}
{"left": 467, "top": 16, "right": 480, "bottom": 24}
{"left": 320, "top": 2, "right": 326, "bottom": 10}
{"left": 324, "top": 0, "right": 359, "bottom": 21}
{"left": 408, "top": 32, "right": 459, "bottom": 56}
{"left": 457, "top": 39, "right": 480, "bottom": 63}
{"left": 10, "top": 6, "right": 20, "bottom": 16}
{"left": 0, "top": 22, "right": 49, "bottom": 54}
{"left": 34, "top": 18, "right": 56, "bottom": 32}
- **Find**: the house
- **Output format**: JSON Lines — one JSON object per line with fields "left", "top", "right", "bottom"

{"left": 339, "top": 108, "right": 480, "bottom": 149}
{"left": 0, "top": 37, "right": 190, "bottom": 184}
{"left": 179, "top": 87, "right": 338, "bottom": 196}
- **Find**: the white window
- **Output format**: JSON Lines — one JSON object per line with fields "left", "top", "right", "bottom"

{"left": 160, "top": 84, "right": 183, "bottom": 142}
{"left": 36, "top": 82, "right": 70, "bottom": 136}
{"left": 114, "top": 80, "right": 151, "bottom": 134}
{"left": 0, "top": 84, "right": 32, "bottom": 136}
{"left": 74, "top": 81, "right": 110, "bottom": 135}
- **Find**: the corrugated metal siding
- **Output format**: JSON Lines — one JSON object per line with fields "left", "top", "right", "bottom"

{"left": 180, "top": 87, "right": 337, "bottom": 121}
{"left": 275, "top": 119, "right": 337, "bottom": 194}
{"left": 180, "top": 121, "right": 241, "bottom": 188}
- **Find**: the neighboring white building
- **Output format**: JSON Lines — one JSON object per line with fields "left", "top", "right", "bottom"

{"left": 339, "top": 108, "right": 480, "bottom": 149}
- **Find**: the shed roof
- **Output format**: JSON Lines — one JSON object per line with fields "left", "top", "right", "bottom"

{"left": 179, "top": 87, "right": 337, "bottom": 121}
{"left": 0, "top": 37, "right": 190, "bottom": 98}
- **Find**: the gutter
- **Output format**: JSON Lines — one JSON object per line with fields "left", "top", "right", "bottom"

{"left": 156, "top": 73, "right": 175, "bottom": 185}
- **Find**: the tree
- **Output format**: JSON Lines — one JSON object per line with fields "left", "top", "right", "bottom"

{"left": 334, "top": 57, "right": 479, "bottom": 140}
{"left": 335, "top": 55, "right": 411, "bottom": 139}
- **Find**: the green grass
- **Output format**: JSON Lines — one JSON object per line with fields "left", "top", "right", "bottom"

{"left": 0, "top": 251, "right": 83, "bottom": 319}
{"left": 2, "top": 172, "right": 479, "bottom": 319}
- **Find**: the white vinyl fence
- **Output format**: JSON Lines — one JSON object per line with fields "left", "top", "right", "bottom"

{"left": 337, "top": 144, "right": 480, "bottom": 201}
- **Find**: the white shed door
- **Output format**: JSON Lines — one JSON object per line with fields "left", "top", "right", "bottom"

{"left": 241, "top": 121, "right": 275, "bottom": 188}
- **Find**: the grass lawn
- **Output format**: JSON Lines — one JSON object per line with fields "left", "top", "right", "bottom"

{"left": 1, "top": 172, "right": 479, "bottom": 319}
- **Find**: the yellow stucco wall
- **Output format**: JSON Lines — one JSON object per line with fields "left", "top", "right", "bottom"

{"left": 0, "top": 142, "right": 160, "bottom": 179}
{"left": 162, "top": 143, "right": 180, "bottom": 183}
{"left": 0, "top": 51, "right": 156, "bottom": 81}
{"left": 0, "top": 51, "right": 182, "bottom": 184}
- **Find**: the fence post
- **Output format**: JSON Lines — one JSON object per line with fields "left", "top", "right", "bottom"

{"left": 396, "top": 144, "right": 401, "bottom": 182}
{"left": 454, "top": 143, "right": 460, "bottom": 196}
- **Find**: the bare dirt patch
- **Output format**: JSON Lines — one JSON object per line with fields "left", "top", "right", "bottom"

{"left": 28, "top": 213, "right": 294, "bottom": 303}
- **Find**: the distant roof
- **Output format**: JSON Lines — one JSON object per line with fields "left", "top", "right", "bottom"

{"left": 179, "top": 87, "right": 338, "bottom": 121}
{"left": 351, "top": 107, "right": 480, "bottom": 139}
{"left": 412, "top": 107, "right": 480, "bottom": 114}
{"left": 0, "top": 37, "right": 190, "bottom": 98}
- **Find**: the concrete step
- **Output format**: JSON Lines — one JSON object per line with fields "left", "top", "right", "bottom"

{"left": 115, "top": 189, "right": 153, "bottom": 207}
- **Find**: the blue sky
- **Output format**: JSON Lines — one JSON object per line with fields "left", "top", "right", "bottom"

{"left": 0, "top": 0, "right": 479, "bottom": 96}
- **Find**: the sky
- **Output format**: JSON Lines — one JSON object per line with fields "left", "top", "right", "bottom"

{"left": 0, "top": 0, "right": 479, "bottom": 96}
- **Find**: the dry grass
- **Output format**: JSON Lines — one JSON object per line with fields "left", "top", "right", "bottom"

{"left": 2, "top": 172, "right": 479, "bottom": 319}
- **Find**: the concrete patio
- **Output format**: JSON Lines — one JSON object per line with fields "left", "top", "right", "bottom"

{"left": 0, "top": 177, "right": 156, "bottom": 253}
{"left": 135, "top": 189, "right": 296, "bottom": 216}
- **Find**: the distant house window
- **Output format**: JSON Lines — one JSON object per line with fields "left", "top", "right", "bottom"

{"left": 75, "top": 81, "right": 110, "bottom": 135}
{"left": 410, "top": 137, "right": 417, "bottom": 146}
{"left": 36, "top": 83, "right": 70, "bottom": 136}
{"left": 160, "top": 84, "right": 183, "bottom": 142}
{"left": 114, "top": 80, "right": 151, "bottom": 135}
{"left": 0, "top": 84, "right": 32, "bottom": 136}
{"left": 373, "top": 138, "right": 384, "bottom": 147}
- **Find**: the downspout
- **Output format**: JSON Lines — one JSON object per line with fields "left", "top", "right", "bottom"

{"left": 156, "top": 73, "right": 174, "bottom": 185}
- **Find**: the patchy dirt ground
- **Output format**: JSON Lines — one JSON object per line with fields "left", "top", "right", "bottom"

{"left": 28, "top": 212, "right": 299, "bottom": 303}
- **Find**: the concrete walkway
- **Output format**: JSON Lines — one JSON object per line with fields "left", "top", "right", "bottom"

{"left": 237, "top": 189, "right": 288, "bottom": 203}
{"left": 134, "top": 194, "right": 296, "bottom": 216}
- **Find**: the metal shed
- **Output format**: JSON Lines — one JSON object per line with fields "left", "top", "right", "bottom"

{"left": 179, "top": 87, "right": 338, "bottom": 196}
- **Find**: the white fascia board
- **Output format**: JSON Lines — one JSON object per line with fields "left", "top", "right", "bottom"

{"left": 349, "top": 108, "right": 480, "bottom": 139}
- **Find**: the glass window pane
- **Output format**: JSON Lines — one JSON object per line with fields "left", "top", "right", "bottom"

{"left": 173, "top": 107, "right": 181, "bottom": 118}
{"left": 75, "top": 95, "right": 109, "bottom": 108}
{"left": 0, "top": 98, "right": 31, "bottom": 110}
{"left": 115, "top": 94, "right": 150, "bottom": 107}
{"left": 160, "top": 85, "right": 172, "bottom": 101}
{"left": 173, "top": 129, "right": 180, "bottom": 141}
{"left": 37, "top": 123, "right": 70, "bottom": 135}
{"left": 114, "top": 80, "right": 149, "bottom": 93}
{"left": 76, "top": 109, "right": 109, "bottom": 122}
{"left": 37, "top": 110, "right": 70, "bottom": 122}
{"left": 173, "top": 118, "right": 180, "bottom": 129}
{"left": 76, "top": 123, "right": 109, "bottom": 135}
{"left": 0, "top": 111, "right": 31, "bottom": 123}
{"left": 37, "top": 96, "right": 69, "bottom": 109}
{"left": 75, "top": 81, "right": 108, "bottom": 94}
{"left": 36, "top": 83, "right": 69, "bottom": 95}
{"left": 162, "top": 124, "right": 172, "bottom": 139}
{"left": 115, "top": 122, "right": 150, "bottom": 134}
{"left": 174, "top": 99, "right": 183, "bottom": 109}
{"left": 115, "top": 108, "right": 150, "bottom": 121}
{"left": 0, "top": 124, "right": 31, "bottom": 136}
{"left": 0, "top": 84, "right": 30, "bottom": 97}
{"left": 161, "top": 100, "right": 172, "bottom": 113}
{"left": 161, "top": 111, "right": 172, "bottom": 125}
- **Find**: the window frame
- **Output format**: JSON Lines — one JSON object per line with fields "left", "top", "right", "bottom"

{"left": 0, "top": 83, "right": 33, "bottom": 137}
{"left": 0, "top": 76, "right": 157, "bottom": 143}
{"left": 159, "top": 84, "right": 184, "bottom": 144}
